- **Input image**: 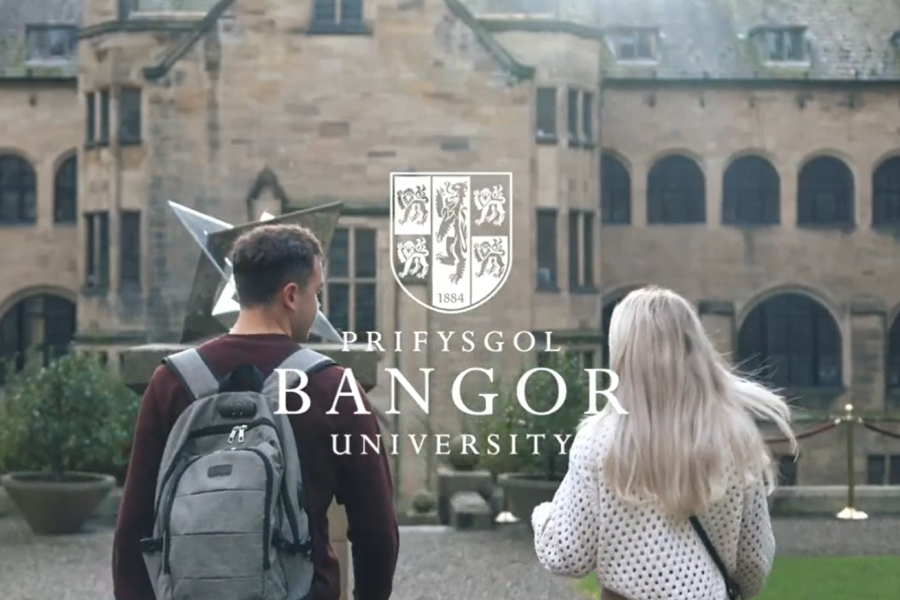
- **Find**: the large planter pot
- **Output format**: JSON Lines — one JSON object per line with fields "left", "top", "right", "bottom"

{"left": 498, "top": 473, "right": 561, "bottom": 523}
{"left": 0, "top": 471, "right": 116, "bottom": 535}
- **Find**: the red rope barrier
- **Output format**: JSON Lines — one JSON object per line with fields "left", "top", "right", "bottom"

{"left": 765, "top": 421, "right": 839, "bottom": 445}
{"left": 861, "top": 421, "right": 900, "bottom": 440}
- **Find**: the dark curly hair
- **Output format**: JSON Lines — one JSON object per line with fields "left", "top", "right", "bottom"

{"left": 230, "top": 224, "right": 323, "bottom": 306}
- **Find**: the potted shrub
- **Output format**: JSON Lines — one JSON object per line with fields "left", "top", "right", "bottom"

{"left": 0, "top": 350, "right": 140, "bottom": 534}
{"left": 477, "top": 352, "right": 591, "bottom": 522}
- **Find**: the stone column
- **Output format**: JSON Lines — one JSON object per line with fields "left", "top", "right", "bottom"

{"left": 848, "top": 297, "right": 886, "bottom": 412}
{"left": 846, "top": 297, "right": 888, "bottom": 492}
{"left": 328, "top": 501, "right": 353, "bottom": 600}
{"left": 697, "top": 300, "right": 735, "bottom": 362}
{"left": 120, "top": 342, "right": 381, "bottom": 600}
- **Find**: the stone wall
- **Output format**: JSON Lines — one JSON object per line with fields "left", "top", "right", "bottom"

{"left": 0, "top": 82, "right": 80, "bottom": 315}
{"left": 78, "top": 0, "right": 537, "bottom": 340}
{"left": 600, "top": 86, "right": 900, "bottom": 306}
{"left": 600, "top": 84, "right": 900, "bottom": 482}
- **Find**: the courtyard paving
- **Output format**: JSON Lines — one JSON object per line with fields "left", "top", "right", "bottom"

{"left": 1, "top": 514, "right": 899, "bottom": 600}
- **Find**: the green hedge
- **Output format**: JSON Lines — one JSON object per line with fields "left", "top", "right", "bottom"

{"left": 476, "top": 353, "right": 592, "bottom": 481}
{"left": 0, "top": 350, "right": 139, "bottom": 483}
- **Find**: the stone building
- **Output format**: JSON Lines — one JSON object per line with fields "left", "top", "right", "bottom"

{"left": 0, "top": 1, "right": 81, "bottom": 380}
{"left": 1, "top": 0, "right": 899, "bottom": 500}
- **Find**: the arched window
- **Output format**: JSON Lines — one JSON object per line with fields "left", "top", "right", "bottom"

{"left": 647, "top": 154, "right": 705, "bottom": 224}
{"left": 737, "top": 293, "right": 841, "bottom": 389}
{"left": 601, "top": 153, "right": 631, "bottom": 224}
{"left": 0, "top": 154, "right": 37, "bottom": 225}
{"left": 54, "top": 154, "right": 77, "bottom": 224}
{"left": 797, "top": 156, "right": 853, "bottom": 226}
{"left": 886, "top": 314, "right": 900, "bottom": 394}
{"left": 872, "top": 156, "right": 900, "bottom": 227}
{"left": 0, "top": 293, "right": 76, "bottom": 383}
{"left": 722, "top": 155, "right": 780, "bottom": 225}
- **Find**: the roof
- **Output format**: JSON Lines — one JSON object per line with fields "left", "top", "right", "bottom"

{"left": 470, "top": 0, "right": 900, "bottom": 81}
{"left": 0, "top": 0, "right": 81, "bottom": 79}
{"left": 139, "top": 0, "right": 535, "bottom": 82}
{"left": 8, "top": 0, "right": 892, "bottom": 82}
{"left": 599, "top": 0, "right": 900, "bottom": 80}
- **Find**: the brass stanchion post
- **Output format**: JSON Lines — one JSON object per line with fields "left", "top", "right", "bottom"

{"left": 836, "top": 403, "right": 868, "bottom": 520}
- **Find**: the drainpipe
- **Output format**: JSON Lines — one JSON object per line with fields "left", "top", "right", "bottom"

{"left": 425, "top": 305, "right": 434, "bottom": 490}
{"left": 391, "top": 279, "right": 402, "bottom": 506}
{"left": 112, "top": 68, "right": 125, "bottom": 364}
{"left": 597, "top": 74, "right": 607, "bottom": 342}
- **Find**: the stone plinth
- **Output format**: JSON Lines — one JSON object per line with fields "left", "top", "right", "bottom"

{"left": 328, "top": 500, "right": 354, "bottom": 600}
{"left": 120, "top": 341, "right": 382, "bottom": 600}
{"left": 449, "top": 491, "right": 493, "bottom": 531}
{"left": 436, "top": 466, "right": 493, "bottom": 525}
{"left": 768, "top": 485, "right": 900, "bottom": 517}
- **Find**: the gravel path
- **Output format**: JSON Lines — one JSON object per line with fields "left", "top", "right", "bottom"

{"left": 1, "top": 515, "right": 899, "bottom": 600}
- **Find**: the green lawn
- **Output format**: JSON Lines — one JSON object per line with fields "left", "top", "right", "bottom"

{"left": 577, "top": 556, "right": 900, "bottom": 599}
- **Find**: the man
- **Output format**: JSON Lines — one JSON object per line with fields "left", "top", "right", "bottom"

{"left": 113, "top": 224, "right": 399, "bottom": 600}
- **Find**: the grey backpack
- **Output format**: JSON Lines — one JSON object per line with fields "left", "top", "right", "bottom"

{"left": 139, "top": 346, "right": 335, "bottom": 600}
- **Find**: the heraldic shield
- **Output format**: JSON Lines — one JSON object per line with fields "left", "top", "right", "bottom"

{"left": 390, "top": 172, "right": 513, "bottom": 314}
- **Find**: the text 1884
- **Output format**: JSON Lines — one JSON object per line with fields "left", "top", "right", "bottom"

{"left": 437, "top": 293, "right": 465, "bottom": 304}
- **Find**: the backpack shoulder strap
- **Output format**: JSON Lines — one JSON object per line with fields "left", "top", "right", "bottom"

{"left": 262, "top": 347, "right": 336, "bottom": 557}
{"left": 162, "top": 348, "right": 220, "bottom": 402}
{"left": 262, "top": 347, "right": 336, "bottom": 397}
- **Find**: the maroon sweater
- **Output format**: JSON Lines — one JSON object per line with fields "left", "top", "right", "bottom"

{"left": 112, "top": 334, "right": 399, "bottom": 600}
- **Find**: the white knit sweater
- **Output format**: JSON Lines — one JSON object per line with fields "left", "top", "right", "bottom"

{"left": 532, "top": 415, "right": 775, "bottom": 600}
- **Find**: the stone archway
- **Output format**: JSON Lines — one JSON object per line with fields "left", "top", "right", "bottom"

{"left": 736, "top": 292, "right": 842, "bottom": 405}
{"left": 0, "top": 293, "right": 76, "bottom": 382}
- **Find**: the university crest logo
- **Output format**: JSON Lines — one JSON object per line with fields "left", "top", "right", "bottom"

{"left": 390, "top": 172, "right": 513, "bottom": 314}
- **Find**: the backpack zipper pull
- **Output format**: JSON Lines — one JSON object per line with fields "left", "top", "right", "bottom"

{"left": 228, "top": 426, "right": 239, "bottom": 444}
{"left": 237, "top": 425, "right": 247, "bottom": 443}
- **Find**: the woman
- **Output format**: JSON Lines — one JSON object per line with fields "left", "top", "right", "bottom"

{"left": 532, "top": 286, "right": 796, "bottom": 600}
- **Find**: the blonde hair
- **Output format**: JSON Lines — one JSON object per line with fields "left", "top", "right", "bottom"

{"left": 585, "top": 286, "right": 796, "bottom": 518}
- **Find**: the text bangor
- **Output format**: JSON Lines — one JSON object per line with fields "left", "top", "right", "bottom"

{"left": 273, "top": 366, "right": 627, "bottom": 417}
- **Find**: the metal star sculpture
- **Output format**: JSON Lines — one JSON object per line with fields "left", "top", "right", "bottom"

{"left": 170, "top": 200, "right": 345, "bottom": 344}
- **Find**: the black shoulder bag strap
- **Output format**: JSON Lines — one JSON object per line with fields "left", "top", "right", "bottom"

{"left": 689, "top": 516, "right": 742, "bottom": 600}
